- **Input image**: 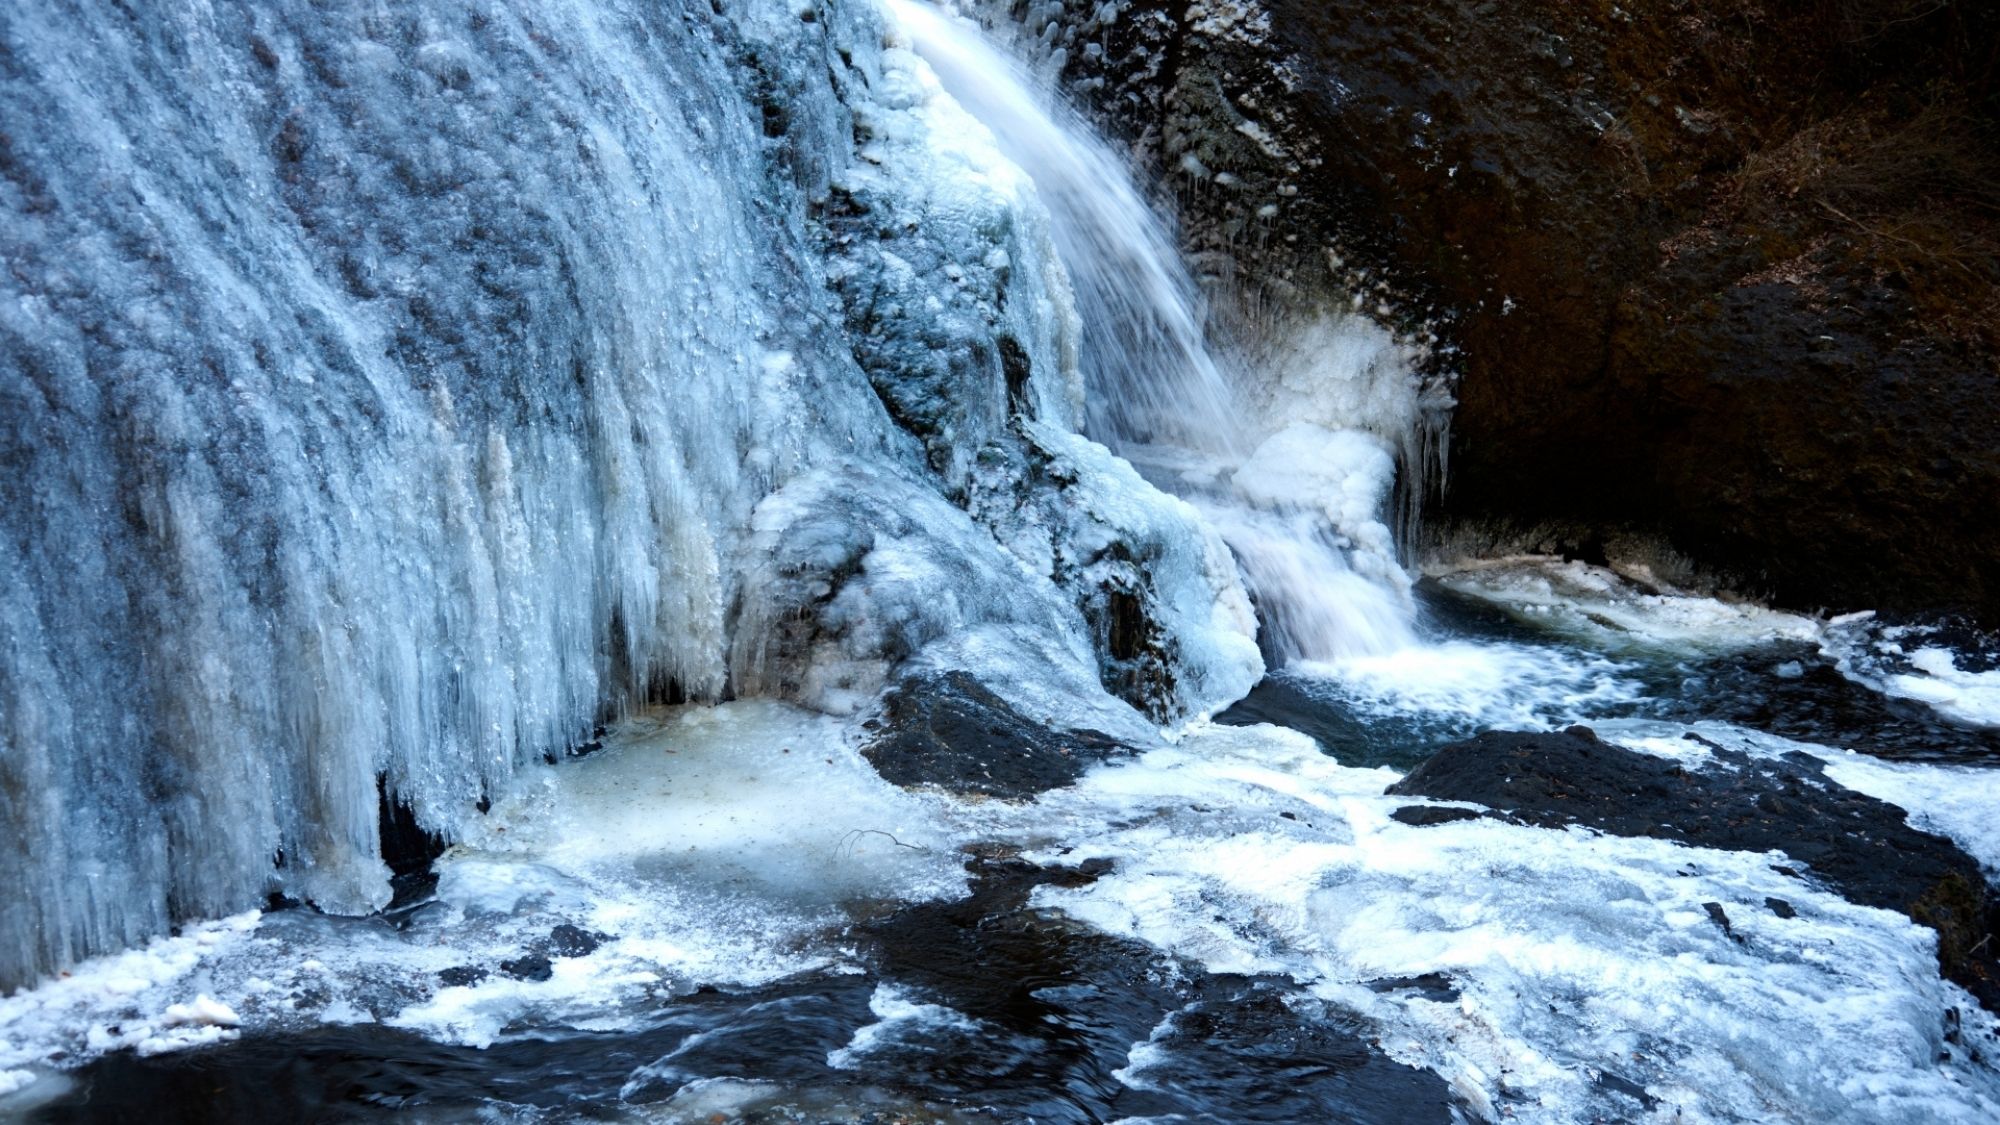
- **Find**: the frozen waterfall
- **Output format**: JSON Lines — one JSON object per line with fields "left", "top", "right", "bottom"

{"left": 0, "top": 0, "right": 1420, "bottom": 990}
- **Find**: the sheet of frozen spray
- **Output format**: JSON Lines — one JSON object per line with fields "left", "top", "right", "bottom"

{"left": 1821, "top": 616, "right": 2000, "bottom": 729}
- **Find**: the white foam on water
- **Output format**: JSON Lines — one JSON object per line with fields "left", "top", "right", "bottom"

{"left": 1823, "top": 617, "right": 2000, "bottom": 729}
{"left": 1432, "top": 556, "right": 1824, "bottom": 654}
{"left": 630, "top": 1075, "right": 988, "bottom": 1124}
{"left": 993, "top": 722, "right": 2000, "bottom": 1122}
{"left": 826, "top": 983, "right": 982, "bottom": 1070}
{"left": 1290, "top": 640, "right": 1640, "bottom": 731}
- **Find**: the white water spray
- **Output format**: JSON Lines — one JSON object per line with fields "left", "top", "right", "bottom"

{"left": 884, "top": 0, "right": 1422, "bottom": 661}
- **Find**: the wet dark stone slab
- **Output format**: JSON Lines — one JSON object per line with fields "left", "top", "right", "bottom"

{"left": 1390, "top": 805, "right": 1482, "bottom": 827}
{"left": 1388, "top": 726, "right": 2000, "bottom": 1008}
{"left": 1216, "top": 674, "right": 1386, "bottom": 764}
{"left": 862, "top": 671, "right": 1132, "bottom": 798}
{"left": 1365, "top": 973, "right": 1461, "bottom": 1004}
{"left": 848, "top": 851, "right": 1462, "bottom": 1123}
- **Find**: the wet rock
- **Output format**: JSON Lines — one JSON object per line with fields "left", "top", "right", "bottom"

{"left": 546, "top": 924, "right": 605, "bottom": 959}
{"left": 1593, "top": 1068, "right": 1660, "bottom": 1112}
{"left": 1387, "top": 726, "right": 2000, "bottom": 1008}
{"left": 436, "top": 965, "right": 488, "bottom": 988}
{"left": 1365, "top": 973, "right": 1461, "bottom": 1003}
{"left": 1263, "top": 0, "right": 2000, "bottom": 621}
{"left": 498, "top": 953, "right": 553, "bottom": 983}
{"left": 863, "top": 671, "right": 1132, "bottom": 799}
{"left": 854, "top": 852, "right": 1461, "bottom": 1121}
{"left": 1702, "top": 902, "right": 1742, "bottom": 943}
{"left": 1766, "top": 897, "right": 1798, "bottom": 920}
{"left": 1030, "top": 0, "right": 2000, "bottom": 620}
{"left": 1389, "top": 805, "right": 1482, "bottom": 827}
{"left": 1217, "top": 675, "right": 1383, "bottom": 766}
{"left": 376, "top": 782, "right": 446, "bottom": 910}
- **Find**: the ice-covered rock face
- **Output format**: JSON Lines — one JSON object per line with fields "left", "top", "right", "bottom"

{"left": 0, "top": 0, "right": 1260, "bottom": 988}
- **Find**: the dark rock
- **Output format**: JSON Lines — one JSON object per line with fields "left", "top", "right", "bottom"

{"left": 498, "top": 953, "right": 553, "bottom": 982}
{"left": 1702, "top": 902, "right": 1742, "bottom": 943}
{"left": 1390, "top": 805, "right": 1483, "bottom": 827}
{"left": 1217, "top": 675, "right": 1379, "bottom": 766}
{"left": 863, "top": 671, "right": 1132, "bottom": 799}
{"left": 1365, "top": 973, "right": 1461, "bottom": 1003}
{"left": 1593, "top": 1068, "right": 1660, "bottom": 1111}
{"left": 547, "top": 924, "right": 606, "bottom": 959}
{"left": 854, "top": 853, "right": 1461, "bottom": 1121}
{"left": 1387, "top": 726, "right": 2000, "bottom": 1008}
{"left": 1766, "top": 897, "right": 1798, "bottom": 920}
{"left": 436, "top": 965, "right": 488, "bottom": 988}
{"left": 1279, "top": 0, "right": 2000, "bottom": 620}
{"left": 376, "top": 779, "right": 446, "bottom": 910}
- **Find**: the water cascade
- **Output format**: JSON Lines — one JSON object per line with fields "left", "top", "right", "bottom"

{"left": 885, "top": 0, "right": 1427, "bottom": 663}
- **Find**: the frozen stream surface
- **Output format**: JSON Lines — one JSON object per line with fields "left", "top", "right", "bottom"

{"left": 1, "top": 0, "right": 1998, "bottom": 1122}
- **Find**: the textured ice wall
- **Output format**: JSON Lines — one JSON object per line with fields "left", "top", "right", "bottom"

{"left": 0, "top": 0, "right": 1258, "bottom": 988}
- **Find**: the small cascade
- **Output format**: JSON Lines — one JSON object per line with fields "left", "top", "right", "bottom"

{"left": 884, "top": 0, "right": 1427, "bottom": 662}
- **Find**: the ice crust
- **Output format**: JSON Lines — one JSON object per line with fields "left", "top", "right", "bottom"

{"left": 1600, "top": 718, "right": 2000, "bottom": 880}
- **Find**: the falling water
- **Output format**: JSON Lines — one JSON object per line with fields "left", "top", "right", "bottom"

{"left": 885, "top": 0, "right": 1422, "bottom": 661}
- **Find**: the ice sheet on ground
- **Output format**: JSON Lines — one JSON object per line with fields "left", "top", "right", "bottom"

{"left": 0, "top": 701, "right": 968, "bottom": 1070}
{"left": 1823, "top": 617, "right": 2000, "bottom": 729}
{"left": 826, "top": 983, "right": 983, "bottom": 1070}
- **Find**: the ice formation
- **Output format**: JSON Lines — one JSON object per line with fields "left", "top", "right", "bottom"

{"left": 0, "top": 0, "right": 1262, "bottom": 989}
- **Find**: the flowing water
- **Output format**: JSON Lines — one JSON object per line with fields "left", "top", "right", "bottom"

{"left": 886, "top": 0, "right": 1422, "bottom": 664}
{"left": 3, "top": 1, "right": 1999, "bottom": 1122}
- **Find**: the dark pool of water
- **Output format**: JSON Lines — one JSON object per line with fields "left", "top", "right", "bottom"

{"left": 34, "top": 859, "right": 1461, "bottom": 1123}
